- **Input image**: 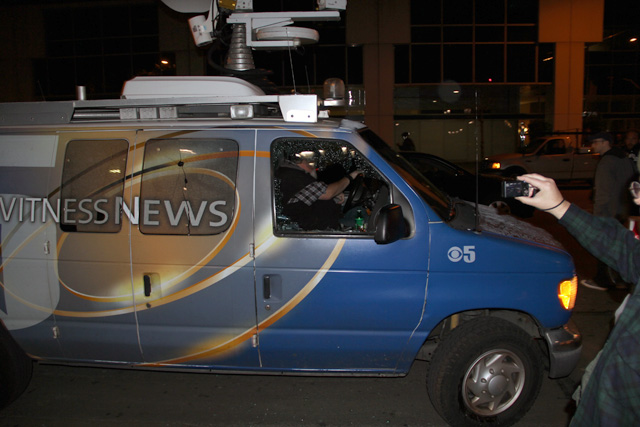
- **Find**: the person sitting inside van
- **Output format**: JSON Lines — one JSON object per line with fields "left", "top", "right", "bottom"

{"left": 276, "top": 152, "right": 361, "bottom": 230}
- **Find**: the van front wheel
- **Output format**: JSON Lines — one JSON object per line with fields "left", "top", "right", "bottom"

{"left": 426, "top": 317, "right": 543, "bottom": 427}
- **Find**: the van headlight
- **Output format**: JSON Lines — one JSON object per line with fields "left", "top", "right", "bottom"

{"left": 558, "top": 276, "right": 578, "bottom": 310}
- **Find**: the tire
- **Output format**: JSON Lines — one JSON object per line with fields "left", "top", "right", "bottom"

{"left": 0, "top": 324, "right": 33, "bottom": 409}
{"left": 426, "top": 317, "right": 543, "bottom": 427}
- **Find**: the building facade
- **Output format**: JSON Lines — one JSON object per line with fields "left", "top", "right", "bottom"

{"left": 1, "top": 0, "right": 638, "bottom": 161}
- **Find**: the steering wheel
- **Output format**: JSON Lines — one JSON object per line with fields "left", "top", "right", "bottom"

{"left": 343, "top": 174, "right": 366, "bottom": 213}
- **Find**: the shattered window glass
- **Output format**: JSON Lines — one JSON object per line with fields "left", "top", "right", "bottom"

{"left": 271, "top": 139, "right": 378, "bottom": 180}
{"left": 271, "top": 138, "right": 390, "bottom": 235}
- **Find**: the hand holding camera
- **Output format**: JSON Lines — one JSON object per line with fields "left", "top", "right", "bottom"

{"left": 511, "top": 174, "right": 570, "bottom": 218}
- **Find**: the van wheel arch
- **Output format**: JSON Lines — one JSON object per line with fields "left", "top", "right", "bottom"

{"left": 416, "top": 310, "right": 545, "bottom": 362}
{"left": 0, "top": 322, "right": 33, "bottom": 409}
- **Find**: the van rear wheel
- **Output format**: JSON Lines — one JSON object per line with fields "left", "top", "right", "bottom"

{"left": 426, "top": 317, "right": 543, "bottom": 427}
{"left": 0, "top": 325, "right": 33, "bottom": 409}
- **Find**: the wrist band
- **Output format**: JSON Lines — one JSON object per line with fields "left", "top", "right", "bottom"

{"left": 346, "top": 174, "right": 354, "bottom": 183}
{"left": 541, "top": 198, "right": 565, "bottom": 211}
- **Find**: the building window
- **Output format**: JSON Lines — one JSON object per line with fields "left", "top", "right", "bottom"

{"left": 476, "top": 45, "right": 505, "bottom": 82}
{"left": 507, "top": 44, "right": 536, "bottom": 82}
{"left": 401, "top": 0, "right": 542, "bottom": 84}
{"left": 37, "top": 3, "right": 168, "bottom": 100}
{"left": 410, "top": 45, "right": 442, "bottom": 84}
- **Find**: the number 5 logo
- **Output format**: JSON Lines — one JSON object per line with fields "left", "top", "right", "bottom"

{"left": 448, "top": 246, "right": 476, "bottom": 263}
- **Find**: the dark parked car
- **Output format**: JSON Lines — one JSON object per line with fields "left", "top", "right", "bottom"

{"left": 401, "top": 152, "right": 534, "bottom": 217}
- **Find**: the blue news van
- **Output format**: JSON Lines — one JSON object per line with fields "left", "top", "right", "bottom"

{"left": 0, "top": 76, "right": 580, "bottom": 426}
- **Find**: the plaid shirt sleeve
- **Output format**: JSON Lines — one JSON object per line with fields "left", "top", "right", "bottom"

{"left": 288, "top": 181, "right": 328, "bottom": 206}
{"left": 562, "top": 203, "right": 640, "bottom": 426}
{"left": 559, "top": 203, "right": 640, "bottom": 285}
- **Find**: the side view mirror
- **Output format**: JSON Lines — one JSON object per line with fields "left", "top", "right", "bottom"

{"left": 374, "top": 204, "right": 407, "bottom": 244}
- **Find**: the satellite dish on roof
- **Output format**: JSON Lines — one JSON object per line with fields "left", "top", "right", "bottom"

{"left": 161, "top": 0, "right": 344, "bottom": 82}
{"left": 256, "top": 27, "right": 320, "bottom": 47}
{"left": 160, "top": 0, "right": 211, "bottom": 13}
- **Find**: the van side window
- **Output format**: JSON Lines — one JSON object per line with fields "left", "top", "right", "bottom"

{"left": 60, "top": 139, "right": 128, "bottom": 233}
{"left": 272, "top": 138, "right": 390, "bottom": 235}
{"left": 139, "top": 138, "right": 238, "bottom": 235}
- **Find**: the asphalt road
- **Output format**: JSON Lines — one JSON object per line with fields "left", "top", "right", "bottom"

{"left": 0, "top": 184, "right": 624, "bottom": 427}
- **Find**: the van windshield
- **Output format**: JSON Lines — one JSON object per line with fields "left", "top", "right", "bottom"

{"left": 358, "top": 129, "right": 452, "bottom": 221}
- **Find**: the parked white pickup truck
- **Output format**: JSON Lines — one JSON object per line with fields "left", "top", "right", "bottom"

{"left": 483, "top": 135, "right": 599, "bottom": 181}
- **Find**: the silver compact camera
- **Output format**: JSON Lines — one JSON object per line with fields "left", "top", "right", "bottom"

{"left": 501, "top": 180, "right": 532, "bottom": 198}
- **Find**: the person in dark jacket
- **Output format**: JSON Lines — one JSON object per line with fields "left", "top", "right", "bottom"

{"left": 582, "top": 131, "right": 636, "bottom": 290}
{"left": 397, "top": 132, "right": 416, "bottom": 151}
{"left": 591, "top": 131, "right": 635, "bottom": 219}
{"left": 516, "top": 173, "right": 640, "bottom": 427}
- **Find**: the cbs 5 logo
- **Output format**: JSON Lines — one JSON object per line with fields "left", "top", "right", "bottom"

{"left": 447, "top": 246, "right": 476, "bottom": 263}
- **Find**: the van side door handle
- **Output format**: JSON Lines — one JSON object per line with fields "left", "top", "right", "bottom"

{"left": 143, "top": 274, "right": 152, "bottom": 297}
{"left": 263, "top": 275, "right": 271, "bottom": 299}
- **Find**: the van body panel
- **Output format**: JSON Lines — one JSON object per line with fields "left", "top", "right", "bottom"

{"left": 1, "top": 130, "right": 140, "bottom": 362}
{"left": 0, "top": 90, "right": 580, "bottom": 403}
{"left": 252, "top": 128, "right": 431, "bottom": 372}
{"left": 127, "top": 129, "right": 260, "bottom": 367}
{"left": 427, "top": 221, "right": 573, "bottom": 327}
{"left": 49, "top": 130, "right": 140, "bottom": 362}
